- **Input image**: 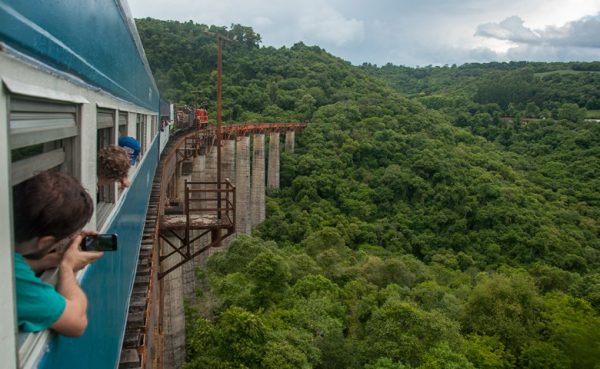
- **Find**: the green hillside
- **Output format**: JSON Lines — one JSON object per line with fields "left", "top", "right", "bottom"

{"left": 137, "top": 18, "right": 600, "bottom": 369}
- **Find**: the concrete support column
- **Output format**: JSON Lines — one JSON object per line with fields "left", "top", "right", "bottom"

{"left": 250, "top": 134, "right": 265, "bottom": 227}
{"left": 162, "top": 236, "right": 185, "bottom": 369}
{"left": 285, "top": 130, "right": 295, "bottom": 152}
{"left": 222, "top": 139, "right": 236, "bottom": 184}
{"left": 221, "top": 139, "right": 236, "bottom": 247}
{"left": 235, "top": 136, "right": 251, "bottom": 235}
{"left": 175, "top": 164, "right": 186, "bottom": 205}
{"left": 267, "top": 132, "right": 280, "bottom": 191}
{"left": 191, "top": 154, "right": 208, "bottom": 269}
{"left": 205, "top": 145, "right": 217, "bottom": 202}
{"left": 180, "top": 167, "right": 195, "bottom": 300}
{"left": 205, "top": 145, "right": 221, "bottom": 254}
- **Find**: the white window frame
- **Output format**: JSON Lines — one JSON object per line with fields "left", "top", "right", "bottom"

{"left": 0, "top": 77, "right": 18, "bottom": 369}
{"left": 3, "top": 82, "right": 85, "bottom": 369}
{"left": 96, "top": 107, "right": 118, "bottom": 227}
{"left": 150, "top": 115, "right": 158, "bottom": 139}
{"left": 136, "top": 113, "right": 147, "bottom": 157}
{"left": 119, "top": 111, "right": 128, "bottom": 137}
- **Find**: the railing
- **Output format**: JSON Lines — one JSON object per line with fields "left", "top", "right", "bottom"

{"left": 185, "top": 179, "right": 236, "bottom": 227}
{"left": 158, "top": 179, "right": 235, "bottom": 278}
{"left": 157, "top": 122, "right": 306, "bottom": 279}
{"left": 221, "top": 122, "right": 307, "bottom": 138}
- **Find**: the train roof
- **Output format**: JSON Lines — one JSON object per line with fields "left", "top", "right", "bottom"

{"left": 0, "top": 0, "right": 159, "bottom": 111}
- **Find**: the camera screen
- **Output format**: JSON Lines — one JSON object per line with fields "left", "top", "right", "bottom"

{"left": 83, "top": 234, "right": 117, "bottom": 251}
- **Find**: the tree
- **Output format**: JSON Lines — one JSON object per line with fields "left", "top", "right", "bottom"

{"left": 246, "top": 249, "right": 291, "bottom": 309}
{"left": 462, "top": 273, "right": 543, "bottom": 353}
{"left": 361, "top": 299, "right": 461, "bottom": 367}
{"left": 518, "top": 341, "right": 570, "bottom": 369}
{"left": 417, "top": 343, "right": 475, "bottom": 369}
{"left": 557, "top": 103, "right": 586, "bottom": 123}
{"left": 462, "top": 334, "right": 515, "bottom": 369}
{"left": 297, "top": 93, "right": 317, "bottom": 120}
{"left": 542, "top": 293, "right": 600, "bottom": 368}
{"left": 185, "top": 307, "right": 267, "bottom": 369}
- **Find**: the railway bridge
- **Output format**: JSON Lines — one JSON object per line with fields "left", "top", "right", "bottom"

{"left": 118, "top": 122, "right": 307, "bottom": 369}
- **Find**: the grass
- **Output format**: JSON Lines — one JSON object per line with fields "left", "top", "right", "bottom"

{"left": 586, "top": 110, "right": 600, "bottom": 119}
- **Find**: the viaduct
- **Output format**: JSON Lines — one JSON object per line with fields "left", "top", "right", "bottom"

{"left": 118, "top": 123, "right": 306, "bottom": 369}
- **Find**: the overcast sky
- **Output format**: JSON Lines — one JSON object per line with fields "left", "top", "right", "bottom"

{"left": 127, "top": 0, "right": 600, "bottom": 66}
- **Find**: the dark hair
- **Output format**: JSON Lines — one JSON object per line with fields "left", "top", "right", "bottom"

{"left": 97, "top": 145, "right": 131, "bottom": 180}
{"left": 13, "top": 171, "right": 93, "bottom": 243}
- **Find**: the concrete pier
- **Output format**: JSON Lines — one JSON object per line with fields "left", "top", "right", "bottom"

{"left": 221, "top": 139, "right": 236, "bottom": 247}
{"left": 235, "top": 136, "right": 251, "bottom": 235}
{"left": 180, "top": 169, "right": 194, "bottom": 300}
{"left": 205, "top": 145, "right": 218, "bottom": 215}
{"left": 250, "top": 134, "right": 265, "bottom": 227}
{"left": 285, "top": 130, "right": 295, "bottom": 152}
{"left": 161, "top": 235, "right": 185, "bottom": 369}
{"left": 267, "top": 132, "right": 280, "bottom": 191}
{"left": 180, "top": 154, "right": 207, "bottom": 302}
{"left": 222, "top": 139, "right": 236, "bottom": 185}
{"left": 205, "top": 145, "right": 220, "bottom": 254}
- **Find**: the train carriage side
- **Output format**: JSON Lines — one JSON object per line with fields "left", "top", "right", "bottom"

{"left": 0, "top": 1, "right": 166, "bottom": 368}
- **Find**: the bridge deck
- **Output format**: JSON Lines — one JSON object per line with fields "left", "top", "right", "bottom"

{"left": 160, "top": 214, "right": 232, "bottom": 230}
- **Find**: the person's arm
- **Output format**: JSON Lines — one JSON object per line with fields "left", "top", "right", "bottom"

{"left": 51, "top": 263, "right": 88, "bottom": 336}
{"left": 51, "top": 233, "right": 103, "bottom": 337}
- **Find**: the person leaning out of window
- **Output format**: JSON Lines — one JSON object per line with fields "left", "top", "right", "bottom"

{"left": 13, "top": 171, "right": 103, "bottom": 336}
{"left": 118, "top": 136, "right": 141, "bottom": 166}
{"left": 97, "top": 145, "right": 132, "bottom": 188}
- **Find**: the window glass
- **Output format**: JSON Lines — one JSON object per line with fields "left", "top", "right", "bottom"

{"left": 9, "top": 96, "right": 78, "bottom": 185}
{"left": 96, "top": 109, "right": 117, "bottom": 226}
{"left": 119, "top": 111, "right": 128, "bottom": 137}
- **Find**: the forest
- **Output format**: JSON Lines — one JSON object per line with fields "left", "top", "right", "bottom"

{"left": 136, "top": 18, "right": 600, "bottom": 369}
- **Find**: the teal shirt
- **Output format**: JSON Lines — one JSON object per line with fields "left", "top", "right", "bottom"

{"left": 14, "top": 253, "right": 66, "bottom": 332}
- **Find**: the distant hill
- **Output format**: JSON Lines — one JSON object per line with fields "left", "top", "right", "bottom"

{"left": 361, "top": 61, "right": 600, "bottom": 111}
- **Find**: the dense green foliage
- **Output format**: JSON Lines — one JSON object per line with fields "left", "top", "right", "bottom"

{"left": 360, "top": 62, "right": 600, "bottom": 113}
{"left": 137, "top": 18, "right": 600, "bottom": 369}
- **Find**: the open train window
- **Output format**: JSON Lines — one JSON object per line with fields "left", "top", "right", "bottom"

{"left": 96, "top": 108, "right": 117, "bottom": 227}
{"left": 136, "top": 113, "right": 146, "bottom": 157}
{"left": 9, "top": 96, "right": 78, "bottom": 186}
{"left": 151, "top": 115, "right": 158, "bottom": 139}
{"left": 119, "top": 111, "right": 128, "bottom": 137}
{"left": 8, "top": 94, "right": 80, "bottom": 368}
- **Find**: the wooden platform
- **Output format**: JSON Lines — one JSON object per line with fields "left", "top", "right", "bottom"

{"left": 160, "top": 214, "right": 232, "bottom": 230}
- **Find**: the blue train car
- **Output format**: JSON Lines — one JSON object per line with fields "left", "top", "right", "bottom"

{"left": 0, "top": 1, "right": 167, "bottom": 368}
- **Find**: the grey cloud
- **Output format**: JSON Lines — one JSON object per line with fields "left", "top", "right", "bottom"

{"left": 543, "top": 15, "right": 600, "bottom": 48}
{"left": 127, "top": 0, "right": 600, "bottom": 66}
{"left": 298, "top": 7, "right": 365, "bottom": 47}
{"left": 476, "top": 16, "right": 540, "bottom": 43}
{"left": 505, "top": 43, "right": 600, "bottom": 61}
{"left": 476, "top": 13, "right": 600, "bottom": 48}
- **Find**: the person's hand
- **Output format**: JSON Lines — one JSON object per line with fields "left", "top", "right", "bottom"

{"left": 60, "top": 231, "right": 103, "bottom": 272}
{"left": 118, "top": 177, "right": 131, "bottom": 188}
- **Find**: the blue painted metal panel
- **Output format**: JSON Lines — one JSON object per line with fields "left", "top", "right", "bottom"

{"left": 39, "top": 137, "right": 159, "bottom": 369}
{"left": 0, "top": 0, "right": 158, "bottom": 111}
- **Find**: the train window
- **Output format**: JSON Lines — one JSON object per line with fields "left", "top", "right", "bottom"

{"left": 117, "top": 111, "right": 129, "bottom": 198}
{"left": 96, "top": 108, "right": 117, "bottom": 226}
{"left": 9, "top": 96, "right": 78, "bottom": 185}
{"left": 136, "top": 113, "right": 146, "bottom": 156}
{"left": 119, "top": 111, "right": 128, "bottom": 137}
{"left": 8, "top": 94, "right": 80, "bottom": 367}
{"left": 151, "top": 115, "right": 158, "bottom": 139}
